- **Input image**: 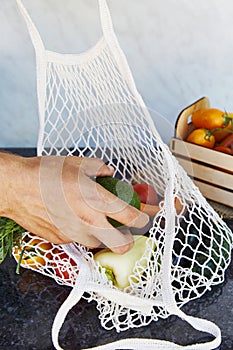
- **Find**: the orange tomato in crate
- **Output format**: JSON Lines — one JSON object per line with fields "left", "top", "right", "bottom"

{"left": 186, "top": 128, "right": 215, "bottom": 149}
{"left": 192, "top": 108, "right": 233, "bottom": 129}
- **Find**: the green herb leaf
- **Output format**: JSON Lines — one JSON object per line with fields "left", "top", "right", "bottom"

{"left": 0, "top": 217, "right": 24, "bottom": 264}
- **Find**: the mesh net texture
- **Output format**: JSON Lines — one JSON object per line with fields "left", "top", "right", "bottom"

{"left": 12, "top": 98, "right": 233, "bottom": 331}
{"left": 14, "top": 0, "right": 233, "bottom": 348}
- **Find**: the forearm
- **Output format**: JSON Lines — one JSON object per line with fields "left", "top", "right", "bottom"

{"left": 0, "top": 152, "right": 24, "bottom": 217}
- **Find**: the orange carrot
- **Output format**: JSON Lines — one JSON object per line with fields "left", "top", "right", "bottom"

{"left": 140, "top": 196, "right": 183, "bottom": 216}
{"left": 140, "top": 203, "right": 160, "bottom": 216}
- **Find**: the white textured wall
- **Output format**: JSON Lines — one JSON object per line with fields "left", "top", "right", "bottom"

{"left": 1, "top": 0, "right": 233, "bottom": 147}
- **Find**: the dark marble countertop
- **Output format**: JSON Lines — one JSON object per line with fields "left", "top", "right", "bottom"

{"left": 1, "top": 247, "right": 233, "bottom": 350}
{"left": 0, "top": 148, "right": 233, "bottom": 350}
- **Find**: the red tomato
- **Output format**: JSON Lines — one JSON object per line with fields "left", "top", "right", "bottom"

{"left": 218, "top": 133, "right": 233, "bottom": 147}
{"left": 214, "top": 146, "right": 233, "bottom": 155}
{"left": 52, "top": 250, "right": 78, "bottom": 282}
{"left": 133, "top": 183, "right": 158, "bottom": 205}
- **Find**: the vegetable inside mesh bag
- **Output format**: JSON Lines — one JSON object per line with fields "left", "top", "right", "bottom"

{"left": 12, "top": 119, "right": 232, "bottom": 349}
{"left": 15, "top": 0, "right": 233, "bottom": 349}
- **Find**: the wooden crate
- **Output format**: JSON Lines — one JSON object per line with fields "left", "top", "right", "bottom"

{"left": 169, "top": 97, "right": 233, "bottom": 207}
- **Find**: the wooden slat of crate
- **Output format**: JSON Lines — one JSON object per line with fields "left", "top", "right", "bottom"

{"left": 170, "top": 138, "right": 233, "bottom": 173}
{"left": 170, "top": 138, "right": 233, "bottom": 205}
{"left": 171, "top": 155, "right": 233, "bottom": 207}
{"left": 194, "top": 180, "right": 233, "bottom": 207}
{"left": 176, "top": 157, "right": 233, "bottom": 190}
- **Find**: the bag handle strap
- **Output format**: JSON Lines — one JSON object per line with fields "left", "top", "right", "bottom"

{"left": 16, "top": 0, "right": 45, "bottom": 53}
{"left": 52, "top": 280, "right": 221, "bottom": 349}
{"left": 98, "top": 0, "right": 115, "bottom": 40}
{"left": 16, "top": 0, "right": 114, "bottom": 51}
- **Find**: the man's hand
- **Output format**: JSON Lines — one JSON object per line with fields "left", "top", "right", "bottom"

{"left": 0, "top": 153, "right": 149, "bottom": 254}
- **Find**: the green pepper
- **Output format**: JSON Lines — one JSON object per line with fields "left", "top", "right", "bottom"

{"left": 173, "top": 208, "right": 232, "bottom": 279}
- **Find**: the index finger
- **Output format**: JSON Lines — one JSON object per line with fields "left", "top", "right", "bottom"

{"left": 107, "top": 203, "right": 150, "bottom": 234}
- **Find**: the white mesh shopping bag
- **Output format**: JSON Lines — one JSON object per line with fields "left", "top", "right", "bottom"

{"left": 15, "top": 1, "right": 233, "bottom": 349}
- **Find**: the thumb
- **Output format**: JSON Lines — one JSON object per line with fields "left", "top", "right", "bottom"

{"left": 92, "top": 224, "right": 134, "bottom": 254}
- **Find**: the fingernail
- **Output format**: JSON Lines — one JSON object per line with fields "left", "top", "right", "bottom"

{"left": 107, "top": 164, "right": 115, "bottom": 172}
{"left": 112, "top": 241, "right": 133, "bottom": 254}
{"left": 131, "top": 219, "right": 151, "bottom": 235}
{"left": 135, "top": 212, "right": 150, "bottom": 228}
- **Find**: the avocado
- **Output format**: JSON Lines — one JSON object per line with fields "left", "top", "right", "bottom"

{"left": 96, "top": 176, "right": 141, "bottom": 228}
